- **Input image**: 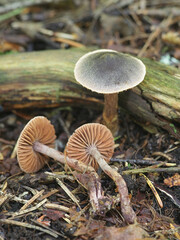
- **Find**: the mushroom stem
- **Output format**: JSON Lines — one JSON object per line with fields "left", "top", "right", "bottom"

{"left": 88, "top": 145, "right": 136, "bottom": 224}
{"left": 73, "top": 171, "right": 113, "bottom": 214}
{"left": 33, "top": 141, "right": 107, "bottom": 213}
{"left": 33, "top": 141, "right": 96, "bottom": 174}
{"left": 103, "top": 93, "right": 119, "bottom": 135}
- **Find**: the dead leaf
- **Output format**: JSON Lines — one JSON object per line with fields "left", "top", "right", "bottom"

{"left": 43, "top": 209, "right": 65, "bottom": 221}
{"left": 94, "top": 224, "right": 150, "bottom": 240}
{"left": 0, "top": 41, "right": 23, "bottom": 52}
{"left": 164, "top": 173, "right": 180, "bottom": 187}
{"left": 74, "top": 219, "right": 105, "bottom": 238}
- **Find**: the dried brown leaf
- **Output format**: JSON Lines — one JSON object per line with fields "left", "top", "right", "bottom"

{"left": 95, "top": 224, "right": 150, "bottom": 240}
{"left": 164, "top": 173, "right": 180, "bottom": 187}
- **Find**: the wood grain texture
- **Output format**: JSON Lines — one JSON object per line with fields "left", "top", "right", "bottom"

{"left": 0, "top": 48, "right": 179, "bottom": 137}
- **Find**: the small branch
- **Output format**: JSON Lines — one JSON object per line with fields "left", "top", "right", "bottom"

{"left": 0, "top": 191, "right": 28, "bottom": 205}
{"left": 44, "top": 171, "right": 74, "bottom": 181}
{"left": 152, "top": 181, "right": 180, "bottom": 208}
{"left": 111, "top": 158, "right": 166, "bottom": 166}
{"left": 20, "top": 189, "right": 44, "bottom": 211}
{"left": 31, "top": 219, "right": 66, "bottom": 238}
{"left": 0, "top": 219, "right": 58, "bottom": 238}
{"left": 56, "top": 178, "right": 81, "bottom": 210}
{"left": 123, "top": 166, "right": 180, "bottom": 175}
{"left": 44, "top": 203, "right": 70, "bottom": 213}
{"left": 138, "top": 15, "right": 173, "bottom": 57}
{"left": 0, "top": 8, "right": 23, "bottom": 22}
{"left": 7, "top": 199, "right": 47, "bottom": 219}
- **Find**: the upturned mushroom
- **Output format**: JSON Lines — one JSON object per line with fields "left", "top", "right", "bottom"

{"left": 17, "top": 116, "right": 100, "bottom": 175}
{"left": 66, "top": 123, "right": 136, "bottom": 223}
{"left": 17, "top": 116, "right": 106, "bottom": 213}
{"left": 17, "top": 116, "right": 56, "bottom": 173}
{"left": 74, "top": 49, "right": 146, "bottom": 135}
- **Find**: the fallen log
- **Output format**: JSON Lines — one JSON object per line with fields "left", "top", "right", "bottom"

{"left": 0, "top": 48, "right": 180, "bottom": 138}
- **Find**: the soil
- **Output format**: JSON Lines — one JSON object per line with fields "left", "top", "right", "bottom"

{"left": 0, "top": 1, "right": 180, "bottom": 239}
{"left": 0, "top": 107, "right": 180, "bottom": 239}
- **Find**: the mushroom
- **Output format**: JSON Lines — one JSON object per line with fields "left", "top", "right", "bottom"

{"left": 17, "top": 116, "right": 98, "bottom": 175}
{"left": 74, "top": 49, "right": 146, "bottom": 135}
{"left": 66, "top": 123, "right": 114, "bottom": 170}
{"left": 17, "top": 116, "right": 56, "bottom": 173}
{"left": 17, "top": 116, "right": 106, "bottom": 213}
{"left": 66, "top": 123, "right": 136, "bottom": 223}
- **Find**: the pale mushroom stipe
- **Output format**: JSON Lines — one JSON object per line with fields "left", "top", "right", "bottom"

{"left": 74, "top": 49, "right": 146, "bottom": 135}
{"left": 66, "top": 123, "right": 136, "bottom": 223}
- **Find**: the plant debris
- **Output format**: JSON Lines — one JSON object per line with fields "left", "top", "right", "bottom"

{"left": 0, "top": 0, "right": 180, "bottom": 239}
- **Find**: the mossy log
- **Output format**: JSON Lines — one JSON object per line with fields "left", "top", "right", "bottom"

{"left": 0, "top": 48, "right": 180, "bottom": 138}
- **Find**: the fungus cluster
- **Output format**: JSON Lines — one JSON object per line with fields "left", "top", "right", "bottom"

{"left": 16, "top": 48, "right": 146, "bottom": 224}
{"left": 17, "top": 116, "right": 136, "bottom": 223}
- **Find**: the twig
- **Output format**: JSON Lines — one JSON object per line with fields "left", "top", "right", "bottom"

{"left": 39, "top": 189, "right": 59, "bottom": 200}
{"left": 154, "top": 225, "right": 180, "bottom": 235}
{"left": 0, "top": 191, "right": 28, "bottom": 205}
{"left": 152, "top": 152, "right": 172, "bottom": 161}
{"left": 111, "top": 157, "right": 166, "bottom": 166}
{"left": 136, "top": 8, "right": 180, "bottom": 17}
{"left": 7, "top": 199, "right": 47, "bottom": 219}
{"left": 44, "top": 171, "right": 74, "bottom": 181}
{"left": 22, "top": 185, "right": 39, "bottom": 195}
{"left": 138, "top": 15, "right": 173, "bottom": 57}
{"left": 56, "top": 178, "right": 81, "bottom": 210}
{"left": 165, "top": 146, "right": 179, "bottom": 154}
{"left": 44, "top": 203, "right": 70, "bottom": 213}
{"left": 0, "top": 8, "right": 23, "bottom": 22}
{"left": 31, "top": 219, "right": 66, "bottom": 238}
{"left": 0, "top": 138, "right": 15, "bottom": 145}
{"left": 0, "top": 219, "right": 58, "bottom": 238}
{"left": 153, "top": 182, "right": 180, "bottom": 208}
{"left": 20, "top": 189, "right": 44, "bottom": 211}
{"left": 123, "top": 166, "right": 180, "bottom": 175}
{"left": 58, "top": 115, "right": 71, "bottom": 138}
{"left": 53, "top": 37, "right": 85, "bottom": 48}
{"left": 39, "top": 28, "right": 79, "bottom": 40}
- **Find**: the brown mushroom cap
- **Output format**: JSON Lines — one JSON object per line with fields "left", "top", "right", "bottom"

{"left": 66, "top": 123, "right": 114, "bottom": 170}
{"left": 17, "top": 116, "right": 56, "bottom": 173}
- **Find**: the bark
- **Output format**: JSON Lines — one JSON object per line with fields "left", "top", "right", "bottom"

{"left": 0, "top": 48, "right": 180, "bottom": 138}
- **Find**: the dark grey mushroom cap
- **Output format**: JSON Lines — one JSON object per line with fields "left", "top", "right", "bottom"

{"left": 74, "top": 49, "right": 146, "bottom": 94}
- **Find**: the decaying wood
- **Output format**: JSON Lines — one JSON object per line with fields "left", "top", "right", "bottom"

{"left": 0, "top": 48, "right": 180, "bottom": 138}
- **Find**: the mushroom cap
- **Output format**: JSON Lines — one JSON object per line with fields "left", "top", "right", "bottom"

{"left": 17, "top": 116, "right": 56, "bottom": 173}
{"left": 74, "top": 49, "right": 146, "bottom": 94}
{"left": 66, "top": 123, "right": 114, "bottom": 170}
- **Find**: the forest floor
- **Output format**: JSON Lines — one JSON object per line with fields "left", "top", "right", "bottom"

{"left": 0, "top": 0, "right": 180, "bottom": 239}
